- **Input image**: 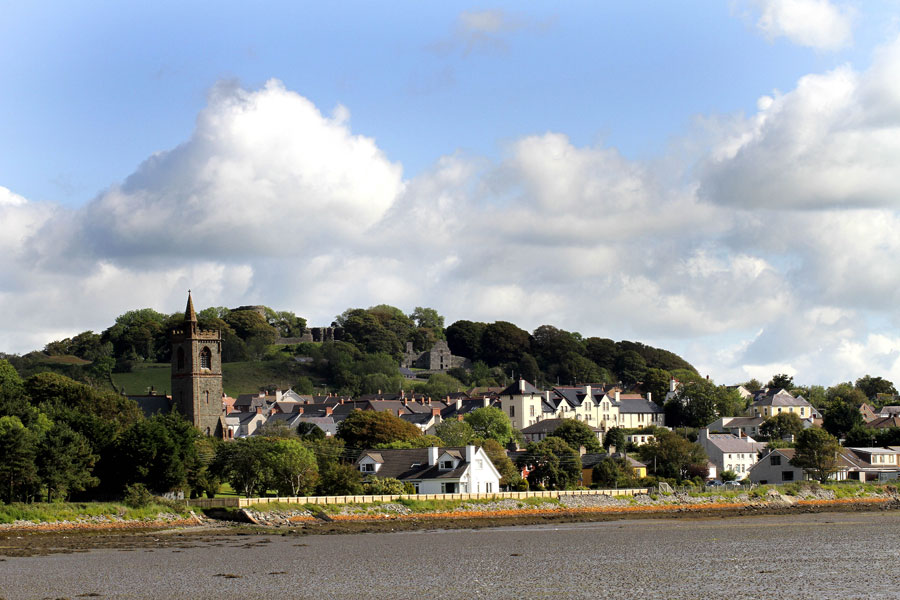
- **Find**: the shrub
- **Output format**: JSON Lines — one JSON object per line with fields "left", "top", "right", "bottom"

{"left": 124, "top": 483, "right": 154, "bottom": 508}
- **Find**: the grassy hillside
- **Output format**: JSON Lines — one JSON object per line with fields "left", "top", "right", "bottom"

{"left": 111, "top": 358, "right": 317, "bottom": 398}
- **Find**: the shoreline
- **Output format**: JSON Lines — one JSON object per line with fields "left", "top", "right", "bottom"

{"left": 0, "top": 496, "right": 896, "bottom": 543}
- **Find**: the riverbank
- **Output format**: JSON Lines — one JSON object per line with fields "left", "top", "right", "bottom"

{"left": 1, "top": 482, "right": 897, "bottom": 543}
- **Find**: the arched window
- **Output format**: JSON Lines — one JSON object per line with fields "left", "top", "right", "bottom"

{"left": 177, "top": 347, "right": 185, "bottom": 370}
{"left": 200, "top": 346, "right": 212, "bottom": 370}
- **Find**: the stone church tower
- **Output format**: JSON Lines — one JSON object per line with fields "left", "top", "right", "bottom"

{"left": 171, "top": 292, "right": 224, "bottom": 437}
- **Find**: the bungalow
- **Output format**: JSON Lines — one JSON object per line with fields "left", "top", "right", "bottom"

{"left": 355, "top": 445, "right": 501, "bottom": 494}
{"left": 749, "top": 448, "right": 851, "bottom": 484}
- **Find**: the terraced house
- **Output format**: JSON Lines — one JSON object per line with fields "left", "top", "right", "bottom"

{"left": 498, "top": 379, "right": 664, "bottom": 433}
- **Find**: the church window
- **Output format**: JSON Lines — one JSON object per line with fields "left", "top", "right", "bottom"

{"left": 200, "top": 347, "right": 212, "bottom": 369}
{"left": 205, "top": 390, "right": 210, "bottom": 404}
{"left": 177, "top": 347, "right": 185, "bottom": 370}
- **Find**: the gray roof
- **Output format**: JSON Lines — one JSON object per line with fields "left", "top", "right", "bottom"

{"left": 499, "top": 379, "right": 544, "bottom": 396}
{"left": 617, "top": 397, "right": 664, "bottom": 414}
{"left": 705, "top": 433, "right": 766, "bottom": 453}
{"left": 520, "top": 418, "right": 600, "bottom": 435}
{"left": 581, "top": 453, "right": 646, "bottom": 470}
{"left": 355, "top": 447, "right": 474, "bottom": 481}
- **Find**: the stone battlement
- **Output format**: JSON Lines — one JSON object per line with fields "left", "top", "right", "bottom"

{"left": 171, "top": 328, "right": 221, "bottom": 340}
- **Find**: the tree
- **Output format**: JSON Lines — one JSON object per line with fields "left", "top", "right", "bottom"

{"left": 791, "top": 428, "right": 843, "bottom": 483}
{"left": 0, "top": 416, "right": 39, "bottom": 503}
{"left": 213, "top": 437, "right": 271, "bottom": 497}
{"left": 480, "top": 439, "right": 522, "bottom": 489}
{"left": 855, "top": 375, "right": 897, "bottom": 400}
{"left": 638, "top": 429, "right": 708, "bottom": 480}
{"left": 592, "top": 456, "right": 634, "bottom": 488}
{"left": 768, "top": 374, "right": 794, "bottom": 390}
{"left": 616, "top": 350, "right": 647, "bottom": 386}
{"left": 759, "top": 413, "right": 804, "bottom": 442}
{"left": 554, "top": 353, "right": 603, "bottom": 386}
{"left": 463, "top": 407, "right": 515, "bottom": 446}
{"left": 674, "top": 380, "right": 719, "bottom": 428}
{"left": 822, "top": 401, "right": 864, "bottom": 439}
{"left": 445, "top": 320, "right": 486, "bottom": 359}
{"left": 584, "top": 337, "right": 617, "bottom": 372}
{"left": 409, "top": 307, "right": 445, "bottom": 339}
{"left": 517, "top": 354, "right": 542, "bottom": 386}
{"left": 268, "top": 438, "right": 318, "bottom": 496}
{"left": 337, "top": 410, "right": 423, "bottom": 450}
{"left": 317, "top": 462, "right": 364, "bottom": 496}
{"left": 720, "top": 470, "right": 738, "bottom": 482}
{"left": 480, "top": 321, "right": 531, "bottom": 366}
{"left": 435, "top": 420, "right": 475, "bottom": 446}
{"left": 519, "top": 437, "right": 581, "bottom": 490}
{"left": 419, "top": 373, "right": 464, "bottom": 398}
{"left": 548, "top": 419, "right": 602, "bottom": 453}
{"left": 603, "top": 427, "right": 626, "bottom": 452}
{"left": 37, "top": 421, "right": 98, "bottom": 501}
{"left": 643, "top": 368, "right": 672, "bottom": 406}
{"left": 296, "top": 421, "right": 326, "bottom": 440}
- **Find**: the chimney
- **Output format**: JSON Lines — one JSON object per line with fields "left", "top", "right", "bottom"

{"left": 378, "top": 389, "right": 382, "bottom": 395}
{"left": 670, "top": 378, "right": 677, "bottom": 392}
{"left": 465, "top": 444, "right": 475, "bottom": 464}
{"left": 403, "top": 398, "right": 408, "bottom": 406}
{"left": 519, "top": 378, "right": 526, "bottom": 393}
{"left": 427, "top": 446, "right": 439, "bottom": 466}
{"left": 698, "top": 428, "right": 709, "bottom": 444}
{"left": 646, "top": 391, "right": 652, "bottom": 403}
{"left": 275, "top": 390, "right": 283, "bottom": 401}
{"left": 585, "top": 385, "right": 591, "bottom": 399}
{"left": 256, "top": 407, "right": 262, "bottom": 415}
{"left": 325, "top": 406, "right": 333, "bottom": 416}
{"left": 340, "top": 397, "right": 345, "bottom": 405}
{"left": 432, "top": 408, "right": 440, "bottom": 417}
{"left": 615, "top": 391, "right": 620, "bottom": 402}
{"left": 455, "top": 398, "right": 462, "bottom": 411}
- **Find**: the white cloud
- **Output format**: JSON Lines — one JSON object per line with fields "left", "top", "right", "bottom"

{"left": 752, "top": 0, "right": 853, "bottom": 50}
{"left": 700, "top": 34, "right": 900, "bottom": 210}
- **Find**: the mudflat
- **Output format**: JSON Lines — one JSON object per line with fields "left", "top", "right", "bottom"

{"left": 2, "top": 510, "right": 899, "bottom": 599}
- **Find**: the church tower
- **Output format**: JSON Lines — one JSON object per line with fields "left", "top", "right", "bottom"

{"left": 171, "top": 292, "right": 223, "bottom": 437}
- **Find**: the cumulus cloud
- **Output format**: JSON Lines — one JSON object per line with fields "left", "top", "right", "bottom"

{"left": 5, "top": 58, "right": 900, "bottom": 387}
{"left": 751, "top": 0, "right": 853, "bottom": 50}
{"left": 700, "top": 34, "right": 900, "bottom": 210}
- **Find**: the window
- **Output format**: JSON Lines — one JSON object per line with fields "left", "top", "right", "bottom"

{"left": 530, "top": 405, "right": 535, "bottom": 417}
{"left": 440, "top": 460, "right": 453, "bottom": 470}
{"left": 412, "top": 482, "right": 419, "bottom": 493}
{"left": 486, "top": 482, "right": 493, "bottom": 493}
{"left": 200, "top": 347, "right": 212, "bottom": 369}
{"left": 509, "top": 406, "right": 515, "bottom": 418}
{"left": 205, "top": 390, "right": 209, "bottom": 404}
{"left": 177, "top": 347, "right": 185, "bottom": 370}
{"left": 771, "top": 455, "right": 781, "bottom": 466}
{"left": 800, "top": 408, "right": 805, "bottom": 416}
{"left": 476, "top": 459, "right": 483, "bottom": 469}
{"left": 782, "top": 470, "right": 794, "bottom": 482}
{"left": 361, "top": 463, "right": 375, "bottom": 472}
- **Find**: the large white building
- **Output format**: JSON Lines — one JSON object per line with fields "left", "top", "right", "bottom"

{"left": 498, "top": 379, "right": 664, "bottom": 433}
{"left": 698, "top": 428, "right": 767, "bottom": 480}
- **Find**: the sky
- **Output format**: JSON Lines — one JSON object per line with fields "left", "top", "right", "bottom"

{"left": 3, "top": 0, "right": 900, "bottom": 387}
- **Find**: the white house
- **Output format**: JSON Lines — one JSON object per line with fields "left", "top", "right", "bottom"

{"left": 698, "top": 428, "right": 767, "bottom": 480}
{"left": 750, "top": 448, "right": 852, "bottom": 484}
{"left": 355, "top": 445, "right": 502, "bottom": 494}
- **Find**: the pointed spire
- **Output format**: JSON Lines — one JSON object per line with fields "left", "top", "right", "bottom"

{"left": 185, "top": 290, "right": 197, "bottom": 323}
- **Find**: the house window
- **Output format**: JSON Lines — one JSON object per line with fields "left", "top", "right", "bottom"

{"left": 477, "top": 459, "right": 483, "bottom": 469}
{"left": 782, "top": 471, "right": 794, "bottom": 482}
{"left": 361, "top": 463, "right": 375, "bottom": 472}
{"left": 412, "top": 482, "right": 419, "bottom": 493}
{"left": 440, "top": 460, "right": 453, "bottom": 470}
{"left": 800, "top": 408, "right": 805, "bottom": 416}
{"left": 530, "top": 405, "right": 535, "bottom": 417}
{"left": 486, "top": 482, "right": 492, "bottom": 493}
{"left": 771, "top": 455, "right": 781, "bottom": 466}
{"left": 200, "top": 347, "right": 212, "bottom": 369}
{"left": 510, "top": 406, "right": 515, "bottom": 418}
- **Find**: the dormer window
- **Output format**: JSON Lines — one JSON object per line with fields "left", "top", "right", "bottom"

{"left": 440, "top": 460, "right": 453, "bottom": 470}
{"left": 361, "top": 462, "right": 375, "bottom": 472}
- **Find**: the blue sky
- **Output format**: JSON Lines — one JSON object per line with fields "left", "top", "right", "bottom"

{"left": 3, "top": 1, "right": 900, "bottom": 387}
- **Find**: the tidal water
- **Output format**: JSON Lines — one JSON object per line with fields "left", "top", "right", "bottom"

{"left": 2, "top": 512, "right": 899, "bottom": 599}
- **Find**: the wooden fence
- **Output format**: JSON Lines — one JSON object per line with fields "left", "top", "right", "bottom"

{"left": 190, "top": 487, "right": 650, "bottom": 509}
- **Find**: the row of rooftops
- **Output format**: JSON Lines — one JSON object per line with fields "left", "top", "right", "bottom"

{"left": 498, "top": 379, "right": 665, "bottom": 415}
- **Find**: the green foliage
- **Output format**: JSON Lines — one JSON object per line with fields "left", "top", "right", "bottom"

{"left": 759, "top": 412, "right": 805, "bottom": 441}
{"left": 519, "top": 437, "right": 581, "bottom": 490}
{"left": 0, "top": 416, "right": 40, "bottom": 502}
{"left": 463, "top": 406, "right": 515, "bottom": 446}
{"left": 115, "top": 413, "right": 200, "bottom": 494}
{"left": 123, "top": 483, "right": 154, "bottom": 508}
{"left": 855, "top": 375, "right": 897, "bottom": 399}
{"left": 548, "top": 418, "right": 602, "bottom": 453}
{"left": 417, "top": 372, "right": 465, "bottom": 398}
{"left": 822, "top": 400, "right": 864, "bottom": 439}
{"left": 337, "top": 410, "right": 423, "bottom": 450}
{"left": 435, "top": 420, "right": 475, "bottom": 446}
{"left": 267, "top": 438, "right": 319, "bottom": 496}
{"left": 768, "top": 373, "right": 794, "bottom": 390}
{"left": 36, "top": 421, "right": 98, "bottom": 502}
{"left": 317, "top": 462, "right": 364, "bottom": 496}
{"left": 480, "top": 321, "right": 531, "bottom": 365}
{"left": 592, "top": 456, "right": 635, "bottom": 488}
{"left": 603, "top": 427, "right": 626, "bottom": 452}
{"left": 373, "top": 435, "right": 443, "bottom": 449}
{"left": 720, "top": 470, "right": 738, "bottom": 482}
{"left": 638, "top": 429, "right": 708, "bottom": 481}
{"left": 480, "top": 439, "right": 522, "bottom": 488}
{"left": 362, "top": 477, "right": 415, "bottom": 495}
{"left": 791, "top": 428, "right": 843, "bottom": 483}
{"left": 445, "top": 320, "right": 486, "bottom": 359}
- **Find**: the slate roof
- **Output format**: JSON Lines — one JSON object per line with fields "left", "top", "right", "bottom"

{"left": 129, "top": 395, "right": 172, "bottom": 418}
{"left": 581, "top": 453, "right": 647, "bottom": 470}
{"left": 499, "top": 379, "right": 544, "bottom": 396}
{"left": 705, "top": 433, "right": 766, "bottom": 454}
{"left": 868, "top": 416, "right": 900, "bottom": 429}
{"left": 751, "top": 389, "right": 810, "bottom": 407}
{"left": 617, "top": 397, "right": 664, "bottom": 414}
{"left": 355, "top": 447, "right": 473, "bottom": 481}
